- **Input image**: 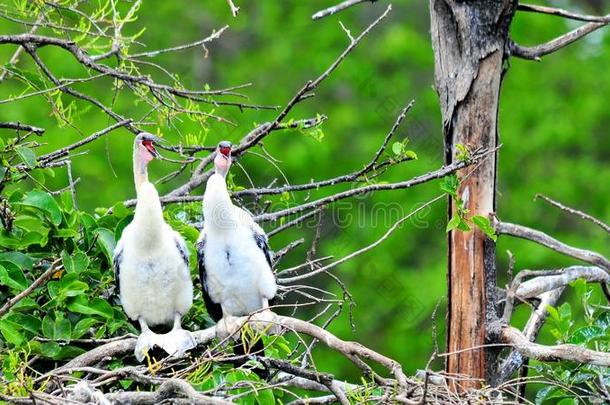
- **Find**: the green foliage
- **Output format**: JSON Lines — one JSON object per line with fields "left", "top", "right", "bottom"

{"left": 0, "top": 185, "right": 138, "bottom": 368}
{"left": 0, "top": 0, "right": 608, "bottom": 401}
{"left": 533, "top": 280, "right": 610, "bottom": 403}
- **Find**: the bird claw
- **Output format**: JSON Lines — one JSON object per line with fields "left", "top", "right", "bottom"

{"left": 160, "top": 329, "right": 196, "bottom": 358}
{"left": 134, "top": 330, "right": 160, "bottom": 362}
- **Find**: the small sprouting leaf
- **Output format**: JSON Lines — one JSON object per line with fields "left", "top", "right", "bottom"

{"left": 446, "top": 215, "right": 460, "bottom": 232}
{"left": 15, "top": 146, "right": 37, "bottom": 168}
{"left": 440, "top": 174, "right": 460, "bottom": 197}
{"left": 455, "top": 143, "right": 470, "bottom": 162}
{"left": 392, "top": 142, "right": 403, "bottom": 155}
{"left": 457, "top": 218, "right": 471, "bottom": 232}
{"left": 471, "top": 215, "right": 497, "bottom": 241}
{"left": 405, "top": 150, "right": 418, "bottom": 160}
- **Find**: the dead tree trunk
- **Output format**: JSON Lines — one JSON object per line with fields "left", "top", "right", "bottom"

{"left": 429, "top": 0, "right": 516, "bottom": 389}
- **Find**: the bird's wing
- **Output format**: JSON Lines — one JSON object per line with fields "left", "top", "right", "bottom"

{"left": 173, "top": 231, "right": 190, "bottom": 269}
{"left": 196, "top": 230, "right": 223, "bottom": 322}
{"left": 251, "top": 221, "right": 273, "bottom": 269}
{"left": 112, "top": 238, "right": 124, "bottom": 298}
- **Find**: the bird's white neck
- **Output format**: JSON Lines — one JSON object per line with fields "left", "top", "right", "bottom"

{"left": 203, "top": 173, "right": 236, "bottom": 231}
{"left": 132, "top": 145, "right": 164, "bottom": 246}
{"left": 133, "top": 182, "right": 165, "bottom": 246}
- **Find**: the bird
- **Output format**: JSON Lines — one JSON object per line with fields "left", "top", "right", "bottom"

{"left": 113, "top": 133, "right": 196, "bottom": 362}
{"left": 197, "top": 140, "right": 277, "bottom": 364}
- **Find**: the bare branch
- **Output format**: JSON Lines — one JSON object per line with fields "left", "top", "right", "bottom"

{"left": 510, "top": 20, "right": 609, "bottom": 61}
{"left": 226, "top": 0, "right": 240, "bottom": 17}
{"left": 495, "top": 220, "right": 610, "bottom": 273}
{"left": 516, "top": 266, "right": 610, "bottom": 299}
{"left": 517, "top": 4, "right": 610, "bottom": 23}
{"left": 0, "top": 121, "right": 45, "bottom": 134}
{"left": 535, "top": 194, "right": 610, "bottom": 234}
{"left": 500, "top": 325, "right": 610, "bottom": 367}
{"left": 312, "top": 0, "right": 376, "bottom": 21}
{"left": 278, "top": 195, "right": 444, "bottom": 284}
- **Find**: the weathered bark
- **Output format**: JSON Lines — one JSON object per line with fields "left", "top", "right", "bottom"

{"left": 429, "top": 0, "right": 516, "bottom": 389}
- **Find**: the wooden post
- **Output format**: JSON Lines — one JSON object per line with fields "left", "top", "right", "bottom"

{"left": 429, "top": 0, "right": 516, "bottom": 389}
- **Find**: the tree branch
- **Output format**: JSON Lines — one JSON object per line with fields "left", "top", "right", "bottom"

{"left": 500, "top": 325, "right": 610, "bottom": 367}
{"left": 495, "top": 220, "right": 610, "bottom": 273}
{"left": 535, "top": 194, "right": 610, "bottom": 234}
{"left": 510, "top": 20, "right": 609, "bottom": 61}
{"left": 312, "top": 0, "right": 376, "bottom": 20}
{"left": 517, "top": 3, "right": 610, "bottom": 23}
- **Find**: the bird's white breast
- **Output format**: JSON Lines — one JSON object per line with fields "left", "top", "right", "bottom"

{"left": 118, "top": 223, "right": 193, "bottom": 326}
{"left": 203, "top": 212, "right": 277, "bottom": 316}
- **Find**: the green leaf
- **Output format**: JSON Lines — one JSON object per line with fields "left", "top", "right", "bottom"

{"left": 61, "top": 250, "right": 89, "bottom": 274}
{"left": 95, "top": 228, "right": 116, "bottom": 262}
{"left": 440, "top": 174, "right": 459, "bottom": 197}
{"left": 0, "top": 252, "right": 34, "bottom": 270}
{"left": 0, "top": 319, "right": 25, "bottom": 346}
{"left": 0, "top": 263, "right": 28, "bottom": 291}
{"left": 392, "top": 142, "right": 403, "bottom": 155}
{"left": 73, "top": 318, "right": 98, "bottom": 339}
{"left": 6, "top": 313, "right": 41, "bottom": 335}
{"left": 405, "top": 150, "right": 418, "bottom": 159}
{"left": 60, "top": 190, "right": 74, "bottom": 212}
{"left": 54, "top": 228, "right": 80, "bottom": 238}
{"left": 111, "top": 202, "right": 130, "bottom": 219}
{"left": 457, "top": 218, "right": 471, "bottom": 232}
{"left": 471, "top": 215, "right": 497, "bottom": 241}
{"left": 446, "top": 215, "right": 460, "bottom": 232}
{"left": 67, "top": 296, "right": 114, "bottom": 319}
{"left": 568, "top": 326, "right": 603, "bottom": 344}
{"left": 15, "top": 146, "right": 37, "bottom": 169}
{"left": 55, "top": 317, "right": 72, "bottom": 341}
{"left": 17, "top": 190, "right": 62, "bottom": 226}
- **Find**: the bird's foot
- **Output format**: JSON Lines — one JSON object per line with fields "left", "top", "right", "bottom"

{"left": 134, "top": 329, "right": 161, "bottom": 362}
{"left": 159, "top": 328, "right": 196, "bottom": 358}
{"left": 216, "top": 315, "right": 243, "bottom": 343}
{"left": 251, "top": 310, "right": 280, "bottom": 334}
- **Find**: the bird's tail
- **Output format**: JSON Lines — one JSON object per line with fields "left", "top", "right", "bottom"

{"left": 233, "top": 335, "right": 270, "bottom": 380}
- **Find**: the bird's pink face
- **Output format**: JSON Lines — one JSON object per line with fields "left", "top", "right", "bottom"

{"left": 139, "top": 139, "right": 158, "bottom": 165}
{"left": 214, "top": 144, "right": 232, "bottom": 174}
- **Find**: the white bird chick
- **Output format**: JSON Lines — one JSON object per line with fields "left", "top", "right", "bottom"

{"left": 197, "top": 141, "right": 277, "bottom": 347}
{"left": 113, "top": 133, "right": 195, "bottom": 362}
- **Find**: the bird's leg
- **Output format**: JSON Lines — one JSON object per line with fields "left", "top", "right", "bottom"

{"left": 159, "top": 312, "right": 196, "bottom": 358}
{"left": 134, "top": 317, "right": 160, "bottom": 362}
{"left": 216, "top": 308, "right": 242, "bottom": 343}
{"left": 252, "top": 299, "right": 279, "bottom": 334}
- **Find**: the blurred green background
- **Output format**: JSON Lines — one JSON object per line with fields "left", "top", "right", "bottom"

{"left": 1, "top": 0, "right": 608, "bottom": 382}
